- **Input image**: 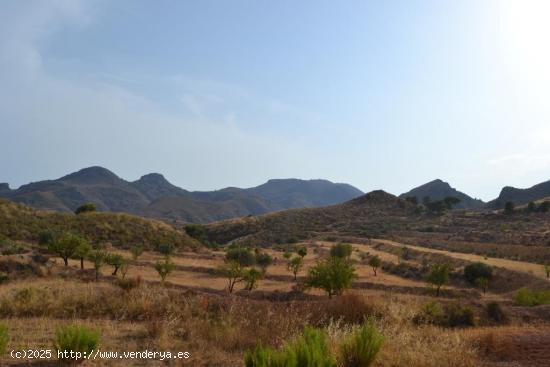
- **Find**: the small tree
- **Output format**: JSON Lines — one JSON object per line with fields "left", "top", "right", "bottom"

{"left": 504, "top": 201, "right": 515, "bottom": 214}
{"left": 74, "top": 203, "right": 96, "bottom": 215}
{"left": 218, "top": 260, "right": 245, "bottom": 293}
{"left": 255, "top": 252, "right": 273, "bottom": 275}
{"left": 155, "top": 258, "right": 175, "bottom": 282}
{"left": 424, "top": 263, "right": 450, "bottom": 296}
{"left": 48, "top": 232, "right": 87, "bottom": 266}
{"left": 88, "top": 250, "right": 107, "bottom": 281}
{"left": 157, "top": 243, "right": 174, "bottom": 257}
{"left": 475, "top": 277, "right": 489, "bottom": 294}
{"left": 106, "top": 254, "right": 125, "bottom": 276}
{"left": 297, "top": 246, "right": 307, "bottom": 259}
{"left": 72, "top": 242, "right": 91, "bottom": 270}
{"left": 226, "top": 247, "right": 255, "bottom": 267}
{"left": 306, "top": 257, "right": 356, "bottom": 298}
{"left": 527, "top": 201, "right": 536, "bottom": 212}
{"left": 330, "top": 243, "right": 353, "bottom": 259}
{"left": 464, "top": 262, "right": 493, "bottom": 284}
{"left": 544, "top": 263, "right": 550, "bottom": 278}
{"left": 368, "top": 255, "right": 381, "bottom": 276}
{"left": 130, "top": 245, "right": 144, "bottom": 260}
{"left": 243, "top": 268, "right": 262, "bottom": 291}
{"left": 283, "top": 251, "right": 292, "bottom": 260}
{"left": 288, "top": 256, "right": 303, "bottom": 281}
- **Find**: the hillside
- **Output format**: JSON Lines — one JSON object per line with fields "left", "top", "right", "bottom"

{"left": 399, "top": 179, "right": 484, "bottom": 209}
{"left": 0, "top": 198, "right": 199, "bottom": 249}
{"left": 487, "top": 179, "right": 550, "bottom": 208}
{"left": 0, "top": 167, "right": 363, "bottom": 223}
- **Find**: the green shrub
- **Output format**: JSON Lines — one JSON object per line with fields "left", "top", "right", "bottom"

{"left": 486, "top": 302, "right": 507, "bottom": 323}
{"left": 53, "top": 324, "right": 100, "bottom": 363}
{"left": 413, "top": 302, "right": 475, "bottom": 327}
{"left": 0, "top": 324, "right": 9, "bottom": 356}
{"left": 226, "top": 247, "right": 255, "bottom": 267}
{"left": 306, "top": 257, "right": 356, "bottom": 298}
{"left": 446, "top": 304, "right": 476, "bottom": 327}
{"left": 413, "top": 301, "right": 445, "bottom": 326}
{"left": 514, "top": 288, "right": 550, "bottom": 306}
{"left": 330, "top": 243, "right": 353, "bottom": 259}
{"left": 0, "top": 272, "right": 8, "bottom": 284}
{"left": 463, "top": 262, "right": 493, "bottom": 284}
{"left": 74, "top": 203, "right": 96, "bottom": 215}
{"left": 244, "top": 327, "right": 336, "bottom": 367}
{"left": 339, "top": 321, "right": 384, "bottom": 367}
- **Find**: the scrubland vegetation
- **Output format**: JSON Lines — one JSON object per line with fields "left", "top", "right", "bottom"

{"left": 0, "top": 198, "right": 550, "bottom": 366}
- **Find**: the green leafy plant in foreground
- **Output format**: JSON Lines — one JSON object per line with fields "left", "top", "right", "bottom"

{"left": 53, "top": 324, "right": 100, "bottom": 363}
{"left": 340, "top": 321, "right": 384, "bottom": 367}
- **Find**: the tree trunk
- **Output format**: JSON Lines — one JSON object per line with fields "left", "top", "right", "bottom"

{"left": 95, "top": 270, "right": 99, "bottom": 281}
{"left": 80, "top": 258, "right": 84, "bottom": 270}
{"left": 63, "top": 257, "right": 68, "bottom": 266}
{"left": 436, "top": 286, "right": 441, "bottom": 297}
{"left": 113, "top": 266, "right": 119, "bottom": 276}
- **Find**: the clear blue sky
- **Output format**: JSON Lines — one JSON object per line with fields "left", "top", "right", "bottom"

{"left": 1, "top": 0, "right": 550, "bottom": 200}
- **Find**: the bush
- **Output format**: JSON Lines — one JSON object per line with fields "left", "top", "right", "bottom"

{"left": 413, "top": 301, "right": 445, "bottom": 326}
{"left": 424, "top": 263, "right": 450, "bottom": 296}
{"left": 463, "top": 262, "right": 493, "bottom": 284}
{"left": 53, "top": 324, "right": 100, "bottom": 363}
{"left": 414, "top": 302, "right": 475, "bottom": 327}
{"left": 339, "top": 321, "right": 384, "bottom": 367}
{"left": 244, "top": 327, "right": 336, "bottom": 367}
{"left": 330, "top": 243, "right": 353, "bottom": 259}
{"left": 446, "top": 304, "right": 476, "bottom": 327}
{"left": 306, "top": 257, "right": 356, "bottom": 298}
{"left": 486, "top": 302, "right": 507, "bottom": 323}
{"left": 226, "top": 247, "right": 255, "bottom": 267}
{"left": 155, "top": 258, "right": 175, "bottom": 282}
{"left": 514, "top": 288, "right": 550, "bottom": 306}
{"left": 0, "top": 324, "right": 8, "bottom": 356}
{"left": 157, "top": 243, "right": 175, "bottom": 257}
{"left": 74, "top": 203, "right": 96, "bottom": 215}
{"left": 115, "top": 276, "right": 142, "bottom": 292}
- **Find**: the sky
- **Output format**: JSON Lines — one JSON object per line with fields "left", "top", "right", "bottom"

{"left": 1, "top": 0, "right": 550, "bottom": 201}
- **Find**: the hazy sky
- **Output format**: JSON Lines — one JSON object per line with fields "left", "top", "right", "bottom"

{"left": 2, "top": 0, "right": 550, "bottom": 200}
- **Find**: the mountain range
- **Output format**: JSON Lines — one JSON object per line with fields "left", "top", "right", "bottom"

{"left": 0, "top": 167, "right": 363, "bottom": 223}
{"left": 487, "top": 179, "right": 550, "bottom": 208}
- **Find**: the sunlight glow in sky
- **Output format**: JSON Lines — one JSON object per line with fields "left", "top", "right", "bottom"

{"left": 1, "top": 0, "right": 550, "bottom": 201}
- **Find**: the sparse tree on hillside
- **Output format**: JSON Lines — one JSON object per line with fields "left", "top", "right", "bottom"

{"left": 88, "top": 250, "right": 107, "bottom": 281}
{"left": 107, "top": 253, "right": 125, "bottom": 276}
{"left": 527, "top": 201, "right": 536, "bottom": 212}
{"left": 424, "top": 263, "right": 450, "bottom": 297}
{"left": 297, "top": 246, "right": 307, "bottom": 259}
{"left": 475, "top": 277, "right": 489, "bottom": 294}
{"left": 75, "top": 203, "right": 96, "bottom": 215}
{"left": 330, "top": 243, "right": 353, "bottom": 259}
{"left": 288, "top": 256, "right": 303, "bottom": 281}
{"left": 218, "top": 260, "right": 245, "bottom": 293}
{"left": 72, "top": 242, "right": 92, "bottom": 269}
{"left": 155, "top": 258, "right": 175, "bottom": 282}
{"left": 283, "top": 251, "right": 292, "bottom": 260}
{"left": 48, "top": 232, "right": 87, "bottom": 266}
{"left": 243, "top": 268, "right": 262, "bottom": 291}
{"left": 306, "top": 257, "right": 356, "bottom": 298}
{"left": 504, "top": 201, "right": 515, "bottom": 215}
{"left": 368, "top": 255, "right": 381, "bottom": 276}
{"left": 255, "top": 252, "right": 273, "bottom": 275}
{"left": 131, "top": 245, "right": 144, "bottom": 260}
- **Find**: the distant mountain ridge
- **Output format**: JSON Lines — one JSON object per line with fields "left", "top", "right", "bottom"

{"left": 399, "top": 179, "right": 485, "bottom": 209}
{"left": 487, "top": 179, "right": 550, "bottom": 208}
{"left": 0, "top": 167, "right": 363, "bottom": 223}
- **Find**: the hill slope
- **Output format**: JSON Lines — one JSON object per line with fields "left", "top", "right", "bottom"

{"left": 0, "top": 198, "right": 199, "bottom": 249}
{"left": 487, "top": 179, "right": 550, "bottom": 208}
{"left": 399, "top": 179, "right": 484, "bottom": 209}
{"left": 0, "top": 167, "right": 363, "bottom": 223}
